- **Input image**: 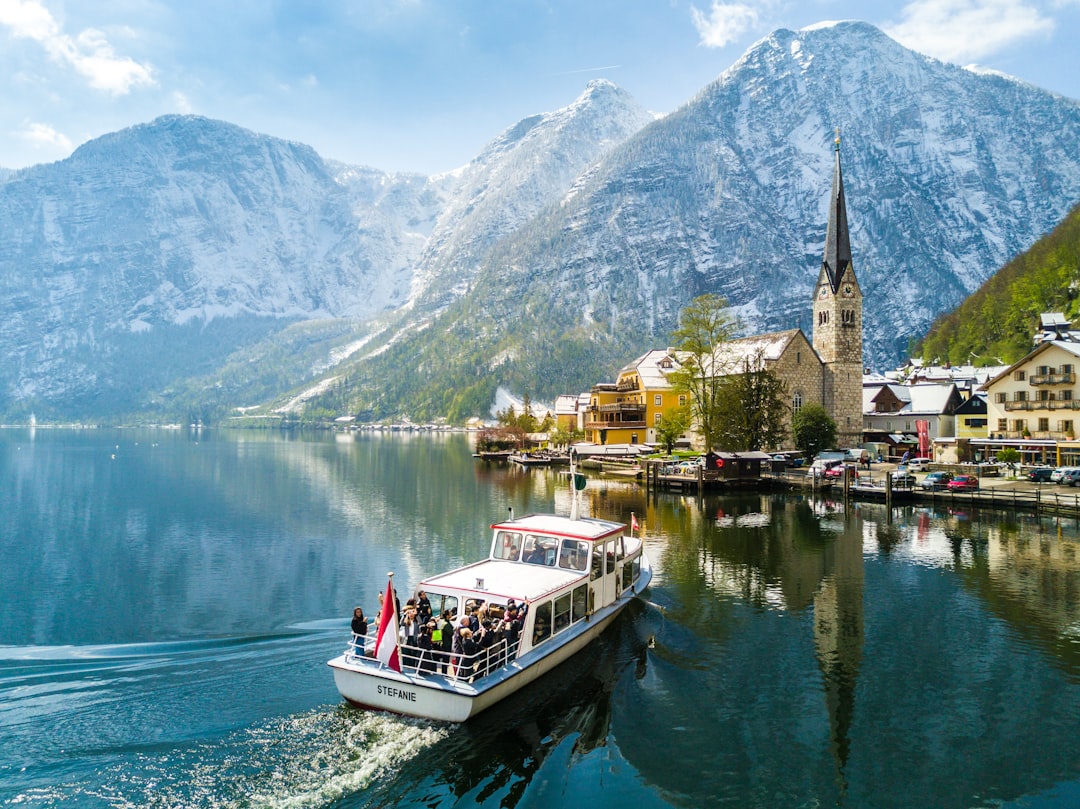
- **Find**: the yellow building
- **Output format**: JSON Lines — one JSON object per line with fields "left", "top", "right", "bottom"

{"left": 583, "top": 350, "right": 688, "bottom": 445}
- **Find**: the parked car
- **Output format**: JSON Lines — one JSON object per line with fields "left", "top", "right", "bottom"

{"left": 906, "top": 457, "right": 932, "bottom": 472}
{"left": 808, "top": 458, "right": 843, "bottom": 477}
{"left": 1052, "top": 467, "right": 1075, "bottom": 484}
{"left": 920, "top": 471, "right": 953, "bottom": 490}
{"left": 1062, "top": 469, "right": 1080, "bottom": 487}
{"left": 947, "top": 474, "right": 979, "bottom": 492}
{"left": 1027, "top": 467, "right": 1054, "bottom": 483}
{"left": 892, "top": 470, "right": 917, "bottom": 487}
{"left": 824, "top": 463, "right": 856, "bottom": 479}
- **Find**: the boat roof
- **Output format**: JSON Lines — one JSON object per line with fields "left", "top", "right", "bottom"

{"left": 422, "top": 558, "right": 586, "bottom": 603}
{"left": 489, "top": 514, "right": 625, "bottom": 542}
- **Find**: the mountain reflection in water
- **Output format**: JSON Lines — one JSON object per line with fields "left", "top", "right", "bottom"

{"left": 2, "top": 430, "right": 1080, "bottom": 808}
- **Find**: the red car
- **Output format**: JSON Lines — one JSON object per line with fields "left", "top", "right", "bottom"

{"left": 947, "top": 475, "right": 979, "bottom": 492}
{"left": 824, "top": 463, "right": 857, "bottom": 479}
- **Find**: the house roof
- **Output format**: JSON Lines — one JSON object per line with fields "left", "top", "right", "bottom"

{"left": 554, "top": 394, "right": 579, "bottom": 415}
{"left": 862, "top": 383, "right": 960, "bottom": 416}
{"left": 907, "top": 383, "right": 960, "bottom": 415}
{"left": 700, "top": 328, "right": 807, "bottom": 377}
{"left": 981, "top": 341, "right": 1080, "bottom": 390}
{"left": 619, "top": 349, "right": 681, "bottom": 389}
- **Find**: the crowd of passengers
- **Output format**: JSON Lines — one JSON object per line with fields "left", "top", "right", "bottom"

{"left": 349, "top": 588, "right": 529, "bottom": 682}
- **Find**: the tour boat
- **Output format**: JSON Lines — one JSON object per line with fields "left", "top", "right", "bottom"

{"left": 328, "top": 503, "right": 652, "bottom": 722}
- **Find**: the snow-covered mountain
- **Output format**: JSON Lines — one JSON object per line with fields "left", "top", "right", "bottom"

{"left": 408, "top": 79, "right": 656, "bottom": 309}
{"left": 0, "top": 115, "right": 445, "bottom": 413}
{"left": 341, "top": 21, "right": 1080, "bottom": 420}
{"left": 3, "top": 21, "right": 1080, "bottom": 422}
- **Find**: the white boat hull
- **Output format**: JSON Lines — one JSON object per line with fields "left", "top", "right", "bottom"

{"left": 329, "top": 560, "right": 651, "bottom": 722}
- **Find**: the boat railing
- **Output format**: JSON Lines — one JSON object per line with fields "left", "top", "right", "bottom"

{"left": 344, "top": 631, "right": 518, "bottom": 685}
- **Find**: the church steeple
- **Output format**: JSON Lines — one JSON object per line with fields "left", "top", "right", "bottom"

{"left": 812, "top": 132, "right": 863, "bottom": 448}
{"left": 821, "top": 130, "right": 852, "bottom": 293}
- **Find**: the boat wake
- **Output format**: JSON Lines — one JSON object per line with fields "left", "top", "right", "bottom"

{"left": 0, "top": 632, "right": 449, "bottom": 808}
{"left": 11, "top": 707, "right": 449, "bottom": 809}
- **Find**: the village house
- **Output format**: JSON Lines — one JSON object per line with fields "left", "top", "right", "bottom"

{"left": 583, "top": 349, "right": 687, "bottom": 445}
{"left": 978, "top": 339, "right": 1080, "bottom": 466}
{"left": 580, "top": 136, "right": 864, "bottom": 452}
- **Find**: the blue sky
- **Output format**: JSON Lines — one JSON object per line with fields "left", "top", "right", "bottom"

{"left": 1, "top": 0, "right": 1079, "bottom": 175}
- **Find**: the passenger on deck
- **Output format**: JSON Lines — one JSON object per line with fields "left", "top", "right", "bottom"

{"left": 458, "top": 628, "right": 478, "bottom": 681}
{"left": 437, "top": 609, "right": 454, "bottom": 672}
{"left": 400, "top": 605, "right": 420, "bottom": 668}
{"left": 416, "top": 590, "right": 433, "bottom": 623}
{"left": 350, "top": 607, "right": 368, "bottom": 656}
{"left": 477, "top": 618, "right": 496, "bottom": 675}
{"left": 417, "top": 622, "right": 437, "bottom": 674}
{"left": 502, "top": 606, "right": 521, "bottom": 658}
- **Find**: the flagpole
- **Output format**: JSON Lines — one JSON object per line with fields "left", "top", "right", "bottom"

{"left": 388, "top": 571, "right": 403, "bottom": 666}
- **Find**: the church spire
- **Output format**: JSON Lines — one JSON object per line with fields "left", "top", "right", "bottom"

{"left": 821, "top": 130, "right": 852, "bottom": 293}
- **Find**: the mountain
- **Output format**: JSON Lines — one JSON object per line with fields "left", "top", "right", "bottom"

{"left": 0, "top": 115, "right": 445, "bottom": 418}
{"left": 408, "top": 79, "right": 656, "bottom": 310}
{"left": 4, "top": 21, "right": 1080, "bottom": 423}
{"left": 917, "top": 200, "right": 1080, "bottom": 366}
{"left": 336, "top": 21, "right": 1080, "bottom": 421}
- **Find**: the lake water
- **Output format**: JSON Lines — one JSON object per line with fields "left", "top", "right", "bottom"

{"left": 2, "top": 428, "right": 1080, "bottom": 808}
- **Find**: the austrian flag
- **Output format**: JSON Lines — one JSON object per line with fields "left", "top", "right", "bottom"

{"left": 373, "top": 576, "right": 401, "bottom": 672}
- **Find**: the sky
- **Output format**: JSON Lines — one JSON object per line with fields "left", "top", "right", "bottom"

{"left": 1, "top": 0, "right": 1079, "bottom": 176}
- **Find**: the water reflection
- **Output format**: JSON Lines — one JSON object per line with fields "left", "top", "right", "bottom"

{"left": 346, "top": 604, "right": 651, "bottom": 809}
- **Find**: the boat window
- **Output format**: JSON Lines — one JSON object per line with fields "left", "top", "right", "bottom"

{"left": 553, "top": 593, "right": 572, "bottom": 633}
{"left": 494, "top": 531, "right": 522, "bottom": 561}
{"left": 633, "top": 557, "right": 640, "bottom": 583}
{"left": 591, "top": 545, "right": 603, "bottom": 581}
{"left": 622, "top": 560, "right": 634, "bottom": 592}
{"left": 523, "top": 534, "right": 558, "bottom": 566}
{"left": 532, "top": 601, "right": 552, "bottom": 645}
{"left": 558, "top": 539, "right": 589, "bottom": 571}
{"left": 605, "top": 539, "right": 616, "bottom": 574}
{"left": 430, "top": 594, "right": 458, "bottom": 621}
{"left": 572, "top": 584, "right": 588, "bottom": 621}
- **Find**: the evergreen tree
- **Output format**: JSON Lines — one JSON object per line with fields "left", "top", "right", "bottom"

{"left": 715, "top": 352, "right": 788, "bottom": 451}
{"left": 792, "top": 403, "right": 838, "bottom": 459}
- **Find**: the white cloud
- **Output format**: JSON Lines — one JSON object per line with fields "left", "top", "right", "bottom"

{"left": 0, "top": 0, "right": 156, "bottom": 95}
{"left": 885, "top": 0, "right": 1055, "bottom": 63}
{"left": 16, "top": 120, "right": 72, "bottom": 151}
{"left": 690, "top": 1, "right": 762, "bottom": 47}
{"left": 171, "top": 91, "right": 193, "bottom": 113}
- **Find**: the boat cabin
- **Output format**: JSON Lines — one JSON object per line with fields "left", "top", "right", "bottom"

{"left": 419, "top": 514, "right": 645, "bottom": 661}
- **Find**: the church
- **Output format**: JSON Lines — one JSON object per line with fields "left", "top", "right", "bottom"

{"left": 583, "top": 136, "right": 864, "bottom": 450}
{"left": 696, "top": 135, "right": 864, "bottom": 448}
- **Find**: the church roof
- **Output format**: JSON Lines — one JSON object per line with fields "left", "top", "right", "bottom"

{"left": 701, "top": 328, "right": 807, "bottom": 376}
{"left": 821, "top": 137, "right": 852, "bottom": 293}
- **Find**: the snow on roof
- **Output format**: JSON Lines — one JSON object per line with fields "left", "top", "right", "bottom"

{"left": 906, "top": 383, "right": 958, "bottom": 414}
{"left": 619, "top": 348, "right": 680, "bottom": 389}
{"left": 702, "top": 329, "right": 802, "bottom": 376}
{"left": 554, "top": 394, "right": 579, "bottom": 414}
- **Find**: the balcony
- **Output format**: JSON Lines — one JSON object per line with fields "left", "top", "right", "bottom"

{"left": 1003, "top": 400, "right": 1080, "bottom": 411}
{"left": 1029, "top": 372, "right": 1076, "bottom": 385}
{"left": 585, "top": 419, "right": 647, "bottom": 430}
{"left": 990, "top": 431, "right": 1073, "bottom": 440}
{"left": 584, "top": 402, "right": 647, "bottom": 431}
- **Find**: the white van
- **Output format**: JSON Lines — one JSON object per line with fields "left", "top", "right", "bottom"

{"left": 844, "top": 448, "right": 869, "bottom": 464}
{"left": 906, "top": 457, "right": 932, "bottom": 471}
